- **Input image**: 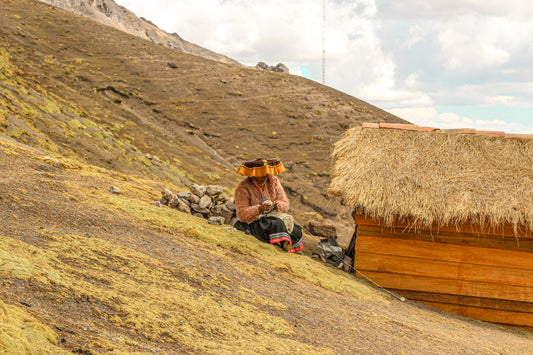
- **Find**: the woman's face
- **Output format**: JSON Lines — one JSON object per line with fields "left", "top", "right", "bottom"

{"left": 255, "top": 175, "right": 268, "bottom": 184}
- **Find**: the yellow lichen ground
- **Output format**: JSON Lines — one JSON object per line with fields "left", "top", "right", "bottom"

{"left": 0, "top": 138, "right": 353, "bottom": 353}
{"left": 0, "top": 299, "right": 70, "bottom": 354}
{"left": 1, "top": 128, "right": 532, "bottom": 355}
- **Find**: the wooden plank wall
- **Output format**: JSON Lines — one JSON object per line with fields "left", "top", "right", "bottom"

{"left": 354, "top": 215, "right": 533, "bottom": 330}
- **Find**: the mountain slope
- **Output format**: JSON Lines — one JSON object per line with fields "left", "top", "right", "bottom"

{"left": 37, "top": 0, "right": 240, "bottom": 65}
{"left": 1, "top": 0, "right": 406, "bottom": 237}
{"left": 1, "top": 0, "right": 533, "bottom": 353}
{"left": 2, "top": 128, "right": 532, "bottom": 354}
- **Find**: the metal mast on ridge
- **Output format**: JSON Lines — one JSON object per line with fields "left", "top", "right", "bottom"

{"left": 322, "top": 0, "right": 326, "bottom": 85}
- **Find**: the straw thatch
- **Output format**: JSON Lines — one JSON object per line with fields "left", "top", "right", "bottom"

{"left": 329, "top": 127, "right": 533, "bottom": 234}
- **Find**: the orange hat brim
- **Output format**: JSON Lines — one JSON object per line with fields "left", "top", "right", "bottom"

{"left": 236, "top": 161, "right": 285, "bottom": 177}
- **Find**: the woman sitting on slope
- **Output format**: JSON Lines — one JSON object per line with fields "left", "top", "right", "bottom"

{"left": 233, "top": 159, "right": 303, "bottom": 253}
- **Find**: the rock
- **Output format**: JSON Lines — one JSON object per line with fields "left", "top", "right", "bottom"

{"left": 162, "top": 188, "right": 174, "bottom": 199}
{"left": 109, "top": 186, "right": 121, "bottom": 194}
{"left": 161, "top": 188, "right": 173, "bottom": 205}
{"left": 229, "top": 216, "right": 239, "bottom": 226}
{"left": 199, "top": 195, "right": 212, "bottom": 209}
{"left": 180, "top": 198, "right": 191, "bottom": 207}
{"left": 206, "top": 185, "right": 224, "bottom": 197}
{"left": 190, "top": 194, "right": 200, "bottom": 204}
{"left": 225, "top": 200, "right": 236, "bottom": 211}
{"left": 177, "top": 191, "right": 192, "bottom": 201}
{"left": 273, "top": 63, "right": 289, "bottom": 73}
{"left": 191, "top": 203, "right": 209, "bottom": 214}
{"left": 209, "top": 204, "right": 223, "bottom": 214}
{"left": 193, "top": 212, "right": 205, "bottom": 218}
{"left": 343, "top": 256, "right": 354, "bottom": 273}
{"left": 256, "top": 62, "right": 269, "bottom": 70}
{"left": 151, "top": 201, "right": 162, "bottom": 207}
{"left": 208, "top": 216, "right": 225, "bottom": 225}
{"left": 177, "top": 199, "right": 191, "bottom": 214}
{"left": 145, "top": 28, "right": 163, "bottom": 45}
{"left": 169, "top": 195, "right": 181, "bottom": 209}
{"left": 209, "top": 204, "right": 234, "bottom": 224}
{"left": 189, "top": 183, "right": 206, "bottom": 197}
{"left": 215, "top": 195, "right": 229, "bottom": 204}
{"left": 255, "top": 62, "right": 289, "bottom": 74}
{"left": 305, "top": 220, "right": 337, "bottom": 238}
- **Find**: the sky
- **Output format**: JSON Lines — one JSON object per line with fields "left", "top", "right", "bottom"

{"left": 115, "top": 0, "right": 533, "bottom": 134}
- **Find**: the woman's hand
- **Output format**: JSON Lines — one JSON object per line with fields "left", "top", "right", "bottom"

{"left": 258, "top": 203, "right": 271, "bottom": 213}
{"left": 272, "top": 201, "right": 281, "bottom": 211}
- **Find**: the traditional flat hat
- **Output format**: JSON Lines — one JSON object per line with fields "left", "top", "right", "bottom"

{"left": 236, "top": 158, "right": 285, "bottom": 177}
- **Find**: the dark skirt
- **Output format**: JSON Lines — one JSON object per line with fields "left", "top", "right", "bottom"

{"left": 234, "top": 216, "right": 304, "bottom": 253}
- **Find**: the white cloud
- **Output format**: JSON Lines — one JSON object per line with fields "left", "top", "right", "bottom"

{"left": 387, "top": 107, "right": 437, "bottom": 122}
{"left": 114, "top": 0, "right": 533, "bottom": 134}
{"left": 387, "top": 107, "right": 533, "bottom": 134}
{"left": 434, "top": 16, "right": 530, "bottom": 72}
{"left": 379, "top": 0, "right": 533, "bottom": 21}
{"left": 405, "top": 73, "right": 418, "bottom": 88}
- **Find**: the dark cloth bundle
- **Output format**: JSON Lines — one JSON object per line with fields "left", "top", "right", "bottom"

{"left": 234, "top": 216, "right": 303, "bottom": 253}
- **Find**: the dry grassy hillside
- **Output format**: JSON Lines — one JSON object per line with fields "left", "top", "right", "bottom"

{"left": 2, "top": 129, "right": 533, "bottom": 354}
{"left": 0, "top": 0, "right": 406, "bottom": 239}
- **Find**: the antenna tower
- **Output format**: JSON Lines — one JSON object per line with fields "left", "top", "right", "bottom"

{"left": 322, "top": 0, "right": 326, "bottom": 85}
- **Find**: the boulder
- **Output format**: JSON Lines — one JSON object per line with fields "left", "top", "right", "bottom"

{"left": 169, "top": 195, "right": 181, "bottom": 209}
{"left": 255, "top": 62, "right": 289, "bottom": 74}
{"left": 206, "top": 185, "right": 224, "bottom": 197}
{"left": 193, "top": 212, "right": 205, "bottom": 218}
{"left": 343, "top": 255, "right": 354, "bottom": 273}
{"left": 273, "top": 63, "right": 289, "bottom": 73}
{"left": 109, "top": 186, "right": 121, "bottom": 194}
{"left": 190, "top": 203, "right": 209, "bottom": 214}
{"left": 255, "top": 62, "right": 269, "bottom": 70}
{"left": 177, "top": 199, "right": 191, "bottom": 214}
{"left": 190, "top": 194, "right": 200, "bottom": 204}
{"left": 225, "top": 199, "right": 236, "bottom": 211}
{"left": 215, "top": 195, "right": 229, "bottom": 204}
{"left": 189, "top": 183, "right": 206, "bottom": 197}
{"left": 199, "top": 195, "right": 212, "bottom": 209}
{"left": 177, "top": 191, "right": 192, "bottom": 201}
{"left": 208, "top": 216, "right": 225, "bottom": 225}
{"left": 209, "top": 204, "right": 234, "bottom": 225}
{"left": 161, "top": 188, "right": 173, "bottom": 205}
{"left": 305, "top": 220, "right": 337, "bottom": 238}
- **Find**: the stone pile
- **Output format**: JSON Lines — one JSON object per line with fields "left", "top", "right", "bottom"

{"left": 155, "top": 184, "right": 236, "bottom": 225}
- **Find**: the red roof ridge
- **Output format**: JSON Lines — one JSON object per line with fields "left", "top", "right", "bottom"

{"left": 378, "top": 123, "right": 419, "bottom": 130}
{"left": 361, "top": 122, "right": 379, "bottom": 129}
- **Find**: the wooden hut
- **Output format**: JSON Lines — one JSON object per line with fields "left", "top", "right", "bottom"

{"left": 329, "top": 123, "right": 533, "bottom": 331}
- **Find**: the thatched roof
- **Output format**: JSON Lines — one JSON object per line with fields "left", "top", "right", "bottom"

{"left": 329, "top": 124, "right": 533, "bottom": 235}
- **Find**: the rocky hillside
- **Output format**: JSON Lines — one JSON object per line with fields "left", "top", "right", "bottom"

{"left": 1, "top": 0, "right": 407, "bottom": 240}
{"left": 37, "top": 0, "right": 239, "bottom": 65}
